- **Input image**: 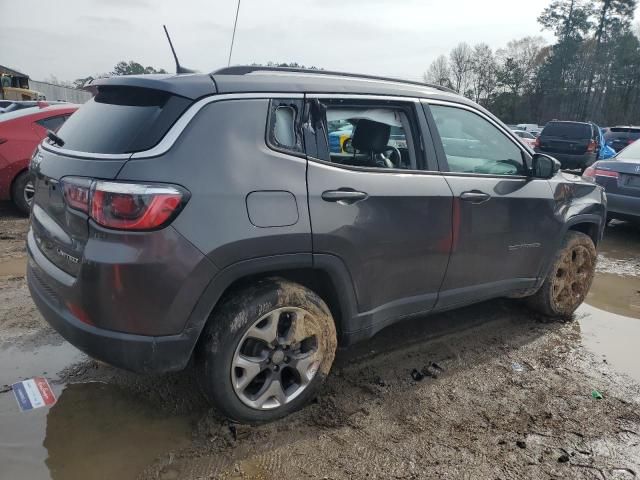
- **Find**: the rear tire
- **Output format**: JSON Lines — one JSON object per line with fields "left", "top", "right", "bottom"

{"left": 197, "top": 277, "right": 337, "bottom": 423}
{"left": 527, "top": 231, "right": 596, "bottom": 318}
{"left": 11, "top": 171, "right": 34, "bottom": 216}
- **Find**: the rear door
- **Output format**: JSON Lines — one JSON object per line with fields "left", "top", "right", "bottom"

{"left": 305, "top": 95, "right": 453, "bottom": 325}
{"left": 424, "top": 100, "right": 558, "bottom": 309}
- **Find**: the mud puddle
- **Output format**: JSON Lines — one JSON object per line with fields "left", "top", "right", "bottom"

{"left": 0, "top": 338, "right": 194, "bottom": 480}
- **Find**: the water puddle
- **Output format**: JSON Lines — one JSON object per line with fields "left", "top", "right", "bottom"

{"left": 0, "top": 341, "right": 193, "bottom": 480}
{"left": 0, "top": 256, "right": 27, "bottom": 279}
{"left": 579, "top": 222, "right": 640, "bottom": 384}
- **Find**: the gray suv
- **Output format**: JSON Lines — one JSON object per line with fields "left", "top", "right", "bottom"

{"left": 27, "top": 67, "right": 606, "bottom": 423}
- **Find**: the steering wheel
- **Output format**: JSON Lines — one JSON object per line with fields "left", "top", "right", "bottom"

{"left": 375, "top": 145, "right": 402, "bottom": 168}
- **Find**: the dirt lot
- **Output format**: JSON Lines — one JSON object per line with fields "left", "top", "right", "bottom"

{"left": 1, "top": 201, "right": 640, "bottom": 480}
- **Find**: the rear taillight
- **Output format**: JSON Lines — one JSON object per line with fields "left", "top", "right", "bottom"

{"left": 62, "top": 177, "right": 188, "bottom": 231}
{"left": 587, "top": 140, "right": 597, "bottom": 153}
{"left": 582, "top": 165, "right": 619, "bottom": 181}
{"left": 62, "top": 177, "right": 92, "bottom": 213}
{"left": 534, "top": 136, "right": 540, "bottom": 148}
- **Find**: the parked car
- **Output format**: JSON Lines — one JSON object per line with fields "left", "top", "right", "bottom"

{"left": 534, "top": 120, "right": 600, "bottom": 171}
{"left": 604, "top": 126, "right": 640, "bottom": 152}
{"left": 27, "top": 67, "right": 605, "bottom": 423}
{"left": 0, "top": 103, "right": 78, "bottom": 213}
{"left": 512, "top": 129, "right": 536, "bottom": 148}
{"left": 583, "top": 139, "right": 640, "bottom": 222}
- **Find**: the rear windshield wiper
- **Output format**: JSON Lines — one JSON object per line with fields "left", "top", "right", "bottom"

{"left": 47, "top": 130, "right": 65, "bottom": 147}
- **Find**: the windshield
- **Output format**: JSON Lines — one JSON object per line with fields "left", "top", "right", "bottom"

{"left": 55, "top": 86, "right": 190, "bottom": 155}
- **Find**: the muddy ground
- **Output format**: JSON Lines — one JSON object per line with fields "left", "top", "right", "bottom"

{"left": 1, "top": 201, "right": 640, "bottom": 480}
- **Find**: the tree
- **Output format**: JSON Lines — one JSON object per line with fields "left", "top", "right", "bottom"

{"left": 538, "top": 0, "right": 593, "bottom": 41}
{"left": 449, "top": 43, "right": 473, "bottom": 93}
{"left": 469, "top": 43, "right": 497, "bottom": 104}
{"left": 111, "top": 61, "right": 167, "bottom": 76}
{"left": 424, "top": 55, "right": 452, "bottom": 88}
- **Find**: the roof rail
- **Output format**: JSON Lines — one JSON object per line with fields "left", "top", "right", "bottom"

{"left": 212, "top": 66, "right": 457, "bottom": 94}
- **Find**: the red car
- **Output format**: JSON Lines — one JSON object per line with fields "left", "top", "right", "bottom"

{"left": 0, "top": 103, "right": 78, "bottom": 214}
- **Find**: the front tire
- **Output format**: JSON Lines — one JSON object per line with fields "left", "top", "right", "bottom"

{"left": 528, "top": 231, "right": 596, "bottom": 317}
{"left": 12, "top": 171, "right": 35, "bottom": 216}
{"left": 197, "top": 277, "right": 337, "bottom": 423}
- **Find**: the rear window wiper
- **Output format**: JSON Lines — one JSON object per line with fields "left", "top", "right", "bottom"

{"left": 47, "top": 130, "right": 65, "bottom": 147}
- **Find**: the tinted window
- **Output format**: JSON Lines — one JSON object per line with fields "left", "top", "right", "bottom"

{"left": 430, "top": 105, "right": 524, "bottom": 175}
{"left": 55, "top": 86, "right": 191, "bottom": 154}
{"left": 542, "top": 122, "right": 591, "bottom": 139}
{"left": 36, "top": 115, "right": 68, "bottom": 133}
{"left": 318, "top": 102, "right": 419, "bottom": 170}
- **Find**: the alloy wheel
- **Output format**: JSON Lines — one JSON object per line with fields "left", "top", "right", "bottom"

{"left": 231, "top": 307, "right": 323, "bottom": 410}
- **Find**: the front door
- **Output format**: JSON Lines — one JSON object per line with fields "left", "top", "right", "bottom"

{"left": 424, "top": 101, "right": 559, "bottom": 309}
{"left": 306, "top": 96, "right": 453, "bottom": 329}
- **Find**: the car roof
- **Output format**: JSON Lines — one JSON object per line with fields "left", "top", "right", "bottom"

{"left": 0, "top": 104, "right": 78, "bottom": 123}
{"left": 89, "top": 66, "right": 473, "bottom": 105}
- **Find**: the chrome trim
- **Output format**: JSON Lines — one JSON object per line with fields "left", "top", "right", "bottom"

{"left": 40, "top": 93, "right": 304, "bottom": 160}
{"left": 133, "top": 93, "right": 304, "bottom": 159}
{"left": 309, "top": 93, "right": 421, "bottom": 103}
{"left": 40, "top": 141, "right": 131, "bottom": 160}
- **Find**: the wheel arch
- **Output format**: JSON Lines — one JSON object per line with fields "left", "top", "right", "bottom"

{"left": 184, "top": 254, "right": 358, "bottom": 358}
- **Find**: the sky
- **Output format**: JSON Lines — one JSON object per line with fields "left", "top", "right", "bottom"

{"left": 0, "top": 0, "right": 603, "bottom": 83}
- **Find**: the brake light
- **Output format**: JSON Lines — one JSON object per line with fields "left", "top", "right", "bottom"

{"left": 534, "top": 136, "right": 540, "bottom": 149}
{"left": 62, "top": 178, "right": 188, "bottom": 231}
{"left": 582, "top": 165, "right": 619, "bottom": 181}
{"left": 587, "top": 140, "right": 597, "bottom": 153}
{"left": 62, "top": 178, "right": 91, "bottom": 213}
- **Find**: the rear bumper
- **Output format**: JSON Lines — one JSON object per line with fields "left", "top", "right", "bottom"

{"left": 26, "top": 228, "right": 212, "bottom": 373}
{"left": 606, "top": 192, "right": 640, "bottom": 219}
{"left": 535, "top": 150, "right": 596, "bottom": 169}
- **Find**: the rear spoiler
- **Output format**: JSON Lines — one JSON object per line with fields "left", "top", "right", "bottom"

{"left": 85, "top": 74, "right": 216, "bottom": 100}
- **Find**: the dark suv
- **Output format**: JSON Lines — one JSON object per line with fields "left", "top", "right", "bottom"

{"left": 535, "top": 120, "right": 600, "bottom": 170}
{"left": 27, "top": 67, "right": 606, "bottom": 423}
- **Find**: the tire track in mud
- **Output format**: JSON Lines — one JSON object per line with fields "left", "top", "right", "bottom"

{"left": 139, "top": 309, "right": 640, "bottom": 480}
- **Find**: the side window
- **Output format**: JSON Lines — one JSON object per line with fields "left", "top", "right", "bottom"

{"left": 313, "top": 100, "right": 421, "bottom": 170}
{"left": 267, "top": 99, "right": 303, "bottom": 155}
{"left": 36, "top": 115, "right": 69, "bottom": 133}
{"left": 430, "top": 105, "right": 525, "bottom": 176}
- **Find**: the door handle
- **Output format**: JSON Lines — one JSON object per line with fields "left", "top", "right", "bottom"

{"left": 460, "top": 191, "right": 491, "bottom": 204}
{"left": 321, "top": 189, "right": 368, "bottom": 204}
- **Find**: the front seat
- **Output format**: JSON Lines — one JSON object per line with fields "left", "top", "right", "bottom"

{"left": 351, "top": 119, "right": 391, "bottom": 168}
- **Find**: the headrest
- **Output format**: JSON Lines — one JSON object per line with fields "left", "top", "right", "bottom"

{"left": 351, "top": 119, "right": 390, "bottom": 153}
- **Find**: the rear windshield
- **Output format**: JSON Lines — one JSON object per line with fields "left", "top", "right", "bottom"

{"left": 542, "top": 122, "right": 591, "bottom": 139}
{"left": 55, "top": 86, "right": 191, "bottom": 154}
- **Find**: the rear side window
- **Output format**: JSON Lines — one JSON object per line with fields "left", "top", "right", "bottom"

{"left": 36, "top": 115, "right": 69, "bottom": 133}
{"left": 54, "top": 86, "right": 191, "bottom": 154}
{"left": 542, "top": 122, "right": 591, "bottom": 139}
{"left": 266, "top": 99, "right": 304, "bottom": 156}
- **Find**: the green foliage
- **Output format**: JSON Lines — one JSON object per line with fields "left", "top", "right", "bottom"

{"left": 424, "top": 0, "right": 640, "bottom": 124}
{"left": 111, "top": 61, "right": 167, "bottom": 76}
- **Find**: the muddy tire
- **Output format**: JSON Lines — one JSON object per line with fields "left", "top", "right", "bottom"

{"left": 11, "top": 171, "right": 35, "bottom": 216}
{"left": 197, "top": 277, "right": 337, "bottom": 423}
{"left": 527, "top": 231, "right": 596, "bottom": 318}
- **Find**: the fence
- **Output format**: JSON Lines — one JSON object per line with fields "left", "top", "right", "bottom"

{"left": 29, "top": 80, "right": 92, "bottom": 103}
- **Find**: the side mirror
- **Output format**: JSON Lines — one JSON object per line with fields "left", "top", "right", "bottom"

{"left": 531, "top": 153, "right": 561, "bottom": 179}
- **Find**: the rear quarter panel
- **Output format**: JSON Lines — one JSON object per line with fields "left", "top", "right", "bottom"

{"left": 116, "top": 98, "right": 312, "bottom": 268}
